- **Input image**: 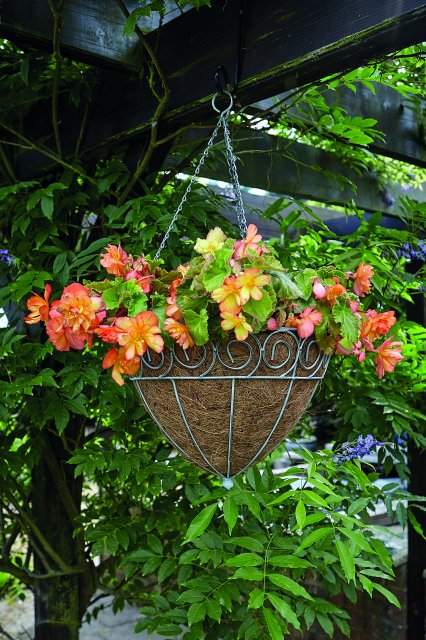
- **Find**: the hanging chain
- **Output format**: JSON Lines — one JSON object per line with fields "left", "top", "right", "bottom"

{"left": 154, "top": 91, "right": 248, "bottom": 260}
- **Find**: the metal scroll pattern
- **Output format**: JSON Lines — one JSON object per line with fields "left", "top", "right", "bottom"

{"left": 131, "top": 329, "right": 331, "bottom": 488}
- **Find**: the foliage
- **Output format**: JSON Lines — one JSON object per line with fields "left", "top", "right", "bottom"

{"left": 0, "top": 22, "right": 424, "bottom": 640}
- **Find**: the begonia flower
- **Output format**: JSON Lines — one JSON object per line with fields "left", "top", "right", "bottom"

{"left": 232, "top": 224, "right": 263, "bottom": 260}
{"left": 220, "top": 312, "right": 253, "bottom": 341}
{"left": 194, "top": 227, "right": 226, "bottom": 255}
{"left": 235, "top": 268, "right": 270, "bottom": 302}
{"left": 267, "top": 317, "right": 278, "bottom": 330}
{"left": 100, "top": 244, "right": 131, "bottom": 277}
{"left": 211, "top": 277, "right": 244, "bottom": 314}
{"left": 25, "top": 283, "right": 52, "bottom": 324}
{"left": 374, "top": 337, "right": 403, "bottom": 379}
{"left": 353, "top": 263, "right": 374, "bottom": 297}
{"left": 95, "top": 323, "right": 124, "bottom": 344}
{"left": 115, "top": 311, "right": 163, "bottom": 359}
{"left": 324, "top": 281, "right": 346, "bottom": 306}
{"left": 312, "top": 278, "right": 326, "bottom": 299}
{"left": 285, "top": 307, "right": 323, "bottom": 338}
{"left": 164, "top": 318, "right": 195, "bottom": 349}
{"left": 102, "top": 347, "right": 140, "bottom": 386}
{"left": 360, "top": 310, "right": 396, "bottom": 342}
{"left": 124, "top": 270, "right": 153, "bottom": 293}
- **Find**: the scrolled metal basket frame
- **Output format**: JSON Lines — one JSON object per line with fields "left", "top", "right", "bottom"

{"left": 131, "top": 328, "right": 330, "bottom": 489}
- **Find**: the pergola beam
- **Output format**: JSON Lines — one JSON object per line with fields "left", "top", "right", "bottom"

{"left": 1, "top": 0, "right": 426, "bottom": 134}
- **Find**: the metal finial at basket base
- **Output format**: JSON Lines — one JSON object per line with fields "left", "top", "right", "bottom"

{"left": 222, "top": 477, "right": 234, "bottom": 490}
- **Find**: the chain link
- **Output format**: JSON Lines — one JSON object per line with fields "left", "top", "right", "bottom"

{"left": 154, "top": 96, "right": 248, "bottom": 260}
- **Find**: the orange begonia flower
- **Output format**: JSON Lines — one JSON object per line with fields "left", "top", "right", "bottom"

{"left": 235, "top": 268, "right": 270, "bottom": 302}
{"left": 324, "top": 281, "right": 346, "bottom": 306}
{"left": 125, "top": 271, "right": 153, "bottom": 293}
{"left": 95, "top": 324, "right": 124, "bottom": 344}
{"left": 285, "top": 307, "right": 323, "bottom": 338}
{"left": 164, "top": 318, "right": 195, "bottom": 349}
{"left": 25, "top": 283, "right": 52, "bottom": 324}
{"left": 100, "top": 244, "right": 131, "bottom": 277}
{"left": 115, "top": 311, "right": 163, "bottom": 359}
{"left": 374, "top": 337, "right": 403, "bottom": 379}
{"left": 46, "top": 309, "right": 88, "bottom": 351}
{"left": 353, "top": 263, "right": 374, "bottom": 297}
{"left": 55, "top": 283, "right": 105, "bottom": 334}
{"left": 166, "top": 278, "right": 182, "bottom": 305}
{"left": 102, "top": 347, "right": 140, "bottom": 386}
{"left": 211, "top": 277, "right": 244, "bottom": 314}
{"left": 360, "top": 310, "right": 397, "bottom": 342}
{"left": 220, "top": 312, "right": 253, "bottom": 341}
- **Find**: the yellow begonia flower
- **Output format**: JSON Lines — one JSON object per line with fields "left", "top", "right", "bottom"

{"left": 194, "top": 227, "right": 226, "bottom": 255}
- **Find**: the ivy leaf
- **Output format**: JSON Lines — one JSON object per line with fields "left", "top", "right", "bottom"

{"left": 202, "top": 246, "right": 233, "bottom": 292}
{"left": 243, "top": 289, "right": 273, "bottom": 322}
{"left": 182, "top": 308, "right": 209, "bottom": 345}
{"left": 183, "top": 503, "right": 217, "bottom": 544}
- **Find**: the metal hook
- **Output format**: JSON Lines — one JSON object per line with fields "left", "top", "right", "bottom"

{"left": 211, "top": 90, "right": 234, "bottom": 116}
{"left": 215, "top": 65, "right": 229, "bottom": 95}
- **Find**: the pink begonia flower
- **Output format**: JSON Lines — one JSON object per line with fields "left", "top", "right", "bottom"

{"left": 286, "top": 307, "right": 323, "bottom": 338}
{"left": 312, "top": 278, "right": 326, "bottom": 299}
{"left": 267, "top": 317, "right": 278, "bottom": 330}
{"left": 232, "top": 224, "right": 263, "bottom": 260}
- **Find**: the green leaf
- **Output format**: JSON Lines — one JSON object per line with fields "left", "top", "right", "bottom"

{"left": 268, "top": 556, "right": 312, "bottom": 569}
{"left": 371, "top": 582, "right": 400, "bottom": 608}
{"left": 316, "top": 612, "right": 334, "bottom": 637}
{"left": 183, "top": 504, "right": 217, "bottom": 543}
{"left": 243, "top": 289, "right": 273, "bottom": 322}
{"left": 147, "top": 534, "right": 163, "bottom": 555}
{"left": 336, "top": 539, "right": 355, "bottom": 583}
{"left": 226, "top": 553, "right": 263, "bottom": 567}
{"left": 223, "top": 496, "right": 238, "bottom": 535}
{"left": 248, "top": 588, "right": 264, "bottom": 609}
{"left": 187, "top": 602, "right": 207, "bottom": 626}
{"left": 297, "top": 527, "right": 333, "bottom": 551}
{"left": 268, "top": 574, "right": 313, "bottom": 600}
{"left": 202, "top": 246, "right": 233, "bottom": 291}
{"left": 157, "top": 558, "right": 176, "bottom": 584}
{"left": 54, "top": 404, "right": 70, "bottom": 434}
{"left": 331, "top": 300, "right": 360, "bottom": 345}
{"left": 226, "top": 537, "right": 264, "bottom": 553}
{"left": 295, "top": 500, "right": 306, "bottom": 529}
{"left": 270, "top": 272, "right": 303, "bottom": 299}
{"left": 127, "top": 292, "right": 148, "bottom": 316}
{"left": 231, "top": 567, "right": 264, "bottom": 581}
{"left": 348, "top": 497, "right": 370, "bottom": 515}
{"left": 41, "top": 195, "right": 54, "bottom": 220}
{"left": 205, "top": 598, "right": 222, "bottom": 622}
{"left": 102, "top": 288, "right": 120, "bottom": 310}
{"left": 263, "top": 607, "right": 283, "bottom": 640}
{"left": 267, "top": 593, "right": 301, "bottom": 631}
{"left": 338, "top": 527, "right": 374, "bottom": 553}
{"left": 182, "top": 308, "right": 209, "bottom": 345}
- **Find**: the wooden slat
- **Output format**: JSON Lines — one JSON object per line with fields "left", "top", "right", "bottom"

{"left": 1, "top": 0, "right": 425, "bottom": 136}
{"left": 169, "top": 128, "right": 426, "bottom": 214}
{"left": 252, "top": 84, "right": 426, "bottom": 167}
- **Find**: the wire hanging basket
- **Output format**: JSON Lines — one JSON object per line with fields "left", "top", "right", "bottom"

{"left": 132, "top": 91, "right": 330, "bottom": 489}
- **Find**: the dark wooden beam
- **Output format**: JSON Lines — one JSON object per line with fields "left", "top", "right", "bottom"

{"left": 169, "top": 128, "right": 426, "bottom": 214}
{"left": 253, "top": 84, "right": 426, "bottom": 167}
{"left": 1, "top": 0, "right": 426, "bottom": 137}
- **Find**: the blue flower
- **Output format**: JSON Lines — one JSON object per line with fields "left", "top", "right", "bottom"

{"left": 333, "top": 435, "right": 384, "bottom": 465}
{"left": 0, "top": 249, "right": 13, "bottom": 265}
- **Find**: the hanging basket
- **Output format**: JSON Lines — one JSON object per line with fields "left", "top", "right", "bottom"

{"left": 132, "top": 328, "right": 330, "bottom": 487}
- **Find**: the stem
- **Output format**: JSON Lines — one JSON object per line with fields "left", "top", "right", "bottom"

{"left": 115, "top": 0, "right": 170, "bottom": 205}
{"left": 0, "top": 144, "right": 17, "bottom": 181}
{"left": 74, "top": 101, "right": 89, "bottom": 159}
{"left": 48, "top": 0, "right": 64, "bottom": 158}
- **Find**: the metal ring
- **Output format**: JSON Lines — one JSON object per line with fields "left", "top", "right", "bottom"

{"left": 212, "top": 90, "right": 234, "bottom": 115}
